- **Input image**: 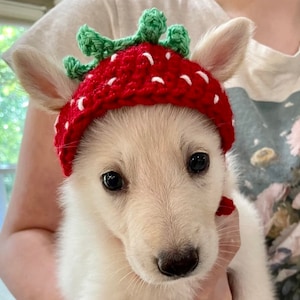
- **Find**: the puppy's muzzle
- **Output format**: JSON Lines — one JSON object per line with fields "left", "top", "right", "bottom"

{"left": 157, "top": 246, "right": 199, "bottom": 278}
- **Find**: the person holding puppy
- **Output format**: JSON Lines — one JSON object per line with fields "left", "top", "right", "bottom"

{"left": 0, "top": 0, "right": 299, "bottom": 299}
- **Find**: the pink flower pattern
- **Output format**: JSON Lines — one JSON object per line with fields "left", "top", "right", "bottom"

{"left": 287, "top": 119, "right": 300, "bottom": 157}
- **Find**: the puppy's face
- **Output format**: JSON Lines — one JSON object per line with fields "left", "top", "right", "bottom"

{"left": 71, "top": 104, "right": 227, "bottom": 284}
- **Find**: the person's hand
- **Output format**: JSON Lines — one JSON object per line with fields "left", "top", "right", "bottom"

{"left": 194, "top": 209, "right": 240, "bottom": 300}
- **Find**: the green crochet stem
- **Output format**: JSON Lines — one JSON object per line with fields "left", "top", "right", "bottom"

{"left": 64, "top": 8, "right": 191, "bottom": 80}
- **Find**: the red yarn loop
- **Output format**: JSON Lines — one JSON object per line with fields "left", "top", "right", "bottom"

{"left": 216, "top": 196, "right": 236, "bottom": 216}
{"left": 55, "top": 43, "right": 235, "bottom": 176}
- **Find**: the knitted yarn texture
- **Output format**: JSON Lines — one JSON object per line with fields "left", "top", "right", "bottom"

{"left": 54, "top": 7, "right": 236, "bottom": 216}
{"left": 55, "top": 8, "right": 234, "bottom": 178}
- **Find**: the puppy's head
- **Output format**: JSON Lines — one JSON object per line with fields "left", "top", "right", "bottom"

{"left": 72, "top": 104, "right": 225, "bottom": 283}
{"left": 12, "top": 13, "right": 252, "bottom": 284}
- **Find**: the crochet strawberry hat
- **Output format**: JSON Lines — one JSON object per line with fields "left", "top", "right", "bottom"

{"left": 56, "top": 8, "right": 235, "bottom": 215}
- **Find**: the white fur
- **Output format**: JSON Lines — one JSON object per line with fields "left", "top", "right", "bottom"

{"left": 56, "top": 105, "right": 274, "bottom": 300}
{"left": 12, "top": 17, "right": 275, "bottom": 299}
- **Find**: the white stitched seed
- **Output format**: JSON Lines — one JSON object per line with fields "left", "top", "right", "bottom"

{"left": 142, "top": 52, "right": 154, "bottom": 65}
{"left": 107, "top": 77, "right": 117, "bottom": 86}
{"left": 86, "top": 74, "right": 93, "bottom": 79}
{"left": 77, "top": 97, "right": 85, "bottom": 111}
{"left": 214, "top": 94, "right": 220, "bottom": 104}
{"left": 180, "top": 75, "right": 192, "bottom": 86}
{"left": 196, "top": 70, "right": 209, "bottom": 84}
{"left": 165, "top": 52, "right": 171, "bottom": 60}
{"left": 151, "top": 77, "right": 165, "bottom": 84}
{"left": 64, "top": 121, "right": 69, "bottom": 130}
{"left": 111, "top": 53, "right": 117, "bottom": 62}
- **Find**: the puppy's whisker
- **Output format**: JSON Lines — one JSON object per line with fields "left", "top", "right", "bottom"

{"left": 127, "top": 273, "right": 143, "bottom": 297}
{"left": 107, "top": 265, "right": 132, "bottom": 281}
{"left": 220, "top": 241, "right": 239, "bottom": 248}
{"left": 217, "top": 220, "right": 239, "bottom": 226}
{"left": 216, "top": 223, "right": 240, "bottom": 230}
{"left": 59, "top": 140, "right": 81, "bottom": 149}
{"left": 126, "top": 272, "right": 140, "bottom": 293}
{"left": 136, "top": 275, "right": 147, "bottom": 297}
{"left": 118, "top": 270, "right": 135, "bottom": 285}
{"left": 218, "top": 229, "right": 239, "bottom": 237}
{"left": 219, "top": 249, "right": 239, "bottom": 255}
{"left": 219, "top": 244, "right": 240, "bottom": 248}
{"left": 218, "top": 232, "right": 240, "bottom": 237}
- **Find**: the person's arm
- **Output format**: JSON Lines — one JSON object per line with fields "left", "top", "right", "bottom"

{"left": 0, "top": 102, "right": 64, "bottom": 300}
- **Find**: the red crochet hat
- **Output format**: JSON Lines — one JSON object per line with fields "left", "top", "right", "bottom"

{"left": 55, "top": 8, "right": 234, "bottom": 177}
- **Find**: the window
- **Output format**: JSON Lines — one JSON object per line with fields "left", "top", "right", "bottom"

{"left": 0, "top": 3, "right": 57, "bottom": 298}
{"left": 0, "top": 24, "right": 28, "bottom": 223}
{"left": 0, "top": 0, "right": 54, "bottom": 224}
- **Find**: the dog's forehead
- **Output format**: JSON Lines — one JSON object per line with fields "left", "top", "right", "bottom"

{"left": 85, "top": 105, "right": 221, "bottom": 164}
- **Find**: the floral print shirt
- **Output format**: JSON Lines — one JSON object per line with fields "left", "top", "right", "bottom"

{"left": 226, "top": 39, "right": 300, "bottom": 299}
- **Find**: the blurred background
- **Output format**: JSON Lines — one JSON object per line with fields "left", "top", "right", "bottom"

{"left": 0, "top": 2, "right": 60, "bottom": 298}
{"left": 0, "top": 0, "right": 60, "bottom": 227}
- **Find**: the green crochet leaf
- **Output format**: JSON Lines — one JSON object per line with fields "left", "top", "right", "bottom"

{"left": 159, "top": 25, "right": 190, "bottom": 58}
{"left": 135, "top": 8, "right": 167, "bottom": 44}
{"left": 64, "top": 8, "right": 191, "bottom": 80}
{"left": 63, "top": 56, "right": 98, "bottom": 80}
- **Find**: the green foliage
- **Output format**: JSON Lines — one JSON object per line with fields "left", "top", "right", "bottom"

{"left": 0, "top": 25, "right": 28, "bottom": 201}
{"left": 0, "top": 25, "right": 28, "bottom": 164}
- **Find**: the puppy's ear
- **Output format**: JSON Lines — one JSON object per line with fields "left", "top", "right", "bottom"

{"left": 191, "top": 17, "right": 254, "bottom": 82}
{"left": 12, "top": 46, "right": 79, "bottom": 112}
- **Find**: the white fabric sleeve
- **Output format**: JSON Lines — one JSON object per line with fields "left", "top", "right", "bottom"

{"left": 2, "top": 0, "right": 229, "bottom": 69}
{"left": 2, "top": 0, "right": 120, "bottom": 68}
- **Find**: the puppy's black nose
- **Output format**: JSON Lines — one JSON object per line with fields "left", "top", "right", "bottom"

{"left": 157, "top": 247, "right": 199, "bottom": 277}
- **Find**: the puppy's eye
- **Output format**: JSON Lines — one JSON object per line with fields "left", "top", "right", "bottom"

{"left": 188, "top": 152, "right": 210, "bottom": 174}
{"left": 102, "top": 171, "right": 124, "bottom": 191}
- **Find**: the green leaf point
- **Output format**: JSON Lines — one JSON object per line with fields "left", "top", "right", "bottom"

{"left": 64, "top": 8, "right": 190, "bottom": 80}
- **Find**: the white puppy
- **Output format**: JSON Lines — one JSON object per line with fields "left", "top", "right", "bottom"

{"left": 13, "top": 15, "right": 275, "bottom": 300}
